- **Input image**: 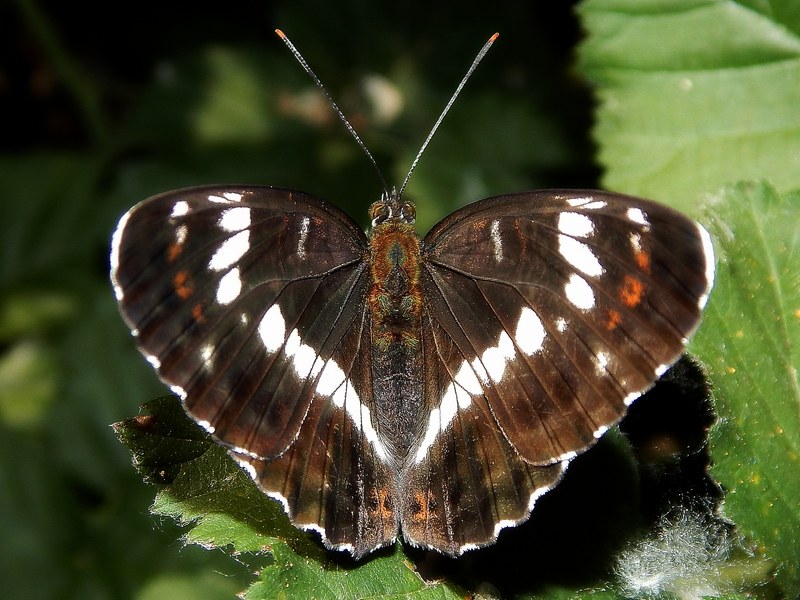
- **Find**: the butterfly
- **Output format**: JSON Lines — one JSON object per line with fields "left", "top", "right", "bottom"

{"left": 110, "top": 32, "right": 714, "bottom": 559}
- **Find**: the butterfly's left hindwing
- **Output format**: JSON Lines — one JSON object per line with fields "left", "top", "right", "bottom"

{"left": 400, "top": 312, "right": 567, "bottom": 555}
{"left": 111, "top": 185, "right": 399, "bottom": 556}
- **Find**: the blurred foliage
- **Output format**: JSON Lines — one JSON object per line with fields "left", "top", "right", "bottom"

{"left": 2, "top": 0, "right": 798, "bottom": 598}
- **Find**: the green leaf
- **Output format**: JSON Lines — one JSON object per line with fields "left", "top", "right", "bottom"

{"left": 248, "top": 545, "right": 461, "bottom": 600}
{"left": 114, "top": 397, "right": 467, "bottom": 599}
{"left": 577, "top": 0, "right": 800, "bottom": 207}
{"left": 692, "top": 182, "right": 800, "bottom": 598}
{"left": 0, "top": 154, "right": 103, "bottom": 288}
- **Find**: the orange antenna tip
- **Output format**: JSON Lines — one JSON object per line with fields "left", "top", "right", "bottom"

{"left": 489, "top": 32, "right": 500, "bottom": 42}
{"left": 275, "top": 29, "right": 286, "bottom": 39}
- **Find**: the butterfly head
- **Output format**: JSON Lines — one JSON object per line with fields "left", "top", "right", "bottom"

{"left": 369, "top": 189, "right": 416, "bottom": 228}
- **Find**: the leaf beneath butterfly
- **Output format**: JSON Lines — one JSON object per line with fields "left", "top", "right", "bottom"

{"left": 577, "top": 0, "right": 800, "bottom": 206}
{"left": 114, "top": 395, "right": 648, "bottom": 599}
{"left": 691, "top": 182, "right": 800, "bottom": 598}
{"left": 113, "top": 397, "right": 467, "bottom": 600}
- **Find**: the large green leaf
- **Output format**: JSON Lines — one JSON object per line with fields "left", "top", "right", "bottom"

{"left": 692, "top": 182, "right": 800, "bottom": 598}
{"left": 578, "top": 0, "right": 800, "bottom": 207}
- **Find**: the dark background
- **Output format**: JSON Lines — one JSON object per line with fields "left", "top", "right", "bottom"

{"left": 0, "top": 2, "right": 654, "bottom": 598}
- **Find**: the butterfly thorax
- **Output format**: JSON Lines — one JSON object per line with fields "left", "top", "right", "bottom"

{"left": 367, "top": 198, "right": 425, "bottom": 464}
{"left": 367, "top": 221, "right": 422, "bottom": 349}
{"left": 367, "top": 197, "right": 422, "bottom": 350}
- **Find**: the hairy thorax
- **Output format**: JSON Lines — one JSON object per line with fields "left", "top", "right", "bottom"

{"left": 367, "top": 221, "right": 423, "bottom": 349}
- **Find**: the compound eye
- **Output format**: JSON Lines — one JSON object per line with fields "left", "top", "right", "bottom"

{"left": 400, "top": 202, "right": 416, "bottom": 223}
{"left": 370, "top": 202, "right": 391, "bottom": 226}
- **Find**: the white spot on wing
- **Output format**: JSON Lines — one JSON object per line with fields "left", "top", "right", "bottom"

{"left": 200, "top": 344, "right": 214, "bottom": 371}
{"left": 216, "top": 267, "right": 242, "bottom": 304}
{"left": 414, "top": 358, "right": 485, "bottom": 464}
{"left": 594, "top": 351, "right": 610, "bottom": 377}
{"left": 439, "top": 385, "right": 459, "bottom": 427}
{"left": 209, "top": 230, "right": 250, "bottom": 271}
{"left": 175, "top": 223, "right": 188, "bottom": 246}
{"left": 697, "top": 224, "right": 715, "bottom": 309}
{"left": 516, "top": 307, "right": 545, "bottom": 355}
{"left": 624, "top": 391, "right": 640, "bottom": 406}
{"left": 555, "top": 317, "right": 567, "bottom": 332}
{"left": 626, "top": 207, "right": 650, "bottom": 229}
{"left": 558, "top": 235, "right": 603, "bottom": 277}
{"left": 557, "top": 212, "right": 594, "bottom": 238}
{"left": 170, "top": 384, "right": 187, "bottom": 399}
{"left": 584, "top": 201, "right": 607, "bottom": 210}
{"left": 436, "top": 368, "right": 478, "bottom": 433}
{"left": 470, "top": 356, "right": 490, "bottom": 383}
{"left": 171, "top": 200, "right": 189, "bottom": 218}
{"left": 415, "top": 408, "right": 442, "bottom": 463}
{"left": 490, "top": 219, "right": 503, "bottom": 263}
{"left": 454, "top": 361, "right": 483, "bottom": 395}
{"left": 109, "top": 211, "right": 131, "bottom": 301}
{"left": 357, "top": 403, "right": 385, "bottom": 460}
{"left": 233, "top": 455, "right": 258, "bottom": 479}
{"left": 317, "top": 358, "right": 345, "bottom": 397}
{"left": 564, "top": 273, "right": 595, "bottom": 310}
{"left": 629, "top": 231, "right": 643, "bottom": 254}
{"left": 223, "top": 191, "right": 243, "bottom": 202}
{"left": 197, "top": 419, "right": 215, "bottom": 434}
{"left": 297, "top": 216, "right": 310, "bottom": 260}
{"left": 482, "top": 331, "right": 516, "bottom": 382}
{"left": 258, "top": 306, "right": 285, "bottom": 352}
{"left": 218, "top": 207, "right": 251, "bottom": 232}
{"left": 285, "top": 329, "right": 321, "bottom": 378}
{"left": 413, "top": 327, "right": 520, "bottom": 464}
{"left": 315, "top": 357, "right": 387, "bottom": 460}
{"left": 232, "top": 443, "right": 274, "bottom": 461}
{"left": 146, "top": 354, "right": 161, "bottom": 369}
{"left": 565, "top": 196, "right": 606, "bottom": 210}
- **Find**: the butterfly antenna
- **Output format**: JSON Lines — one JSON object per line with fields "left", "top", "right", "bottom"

{"left": 275, "top": 29, "right": 390, "bottom": 195}
{"left": 398, "top": 32, "right": 499, "bottom": 198}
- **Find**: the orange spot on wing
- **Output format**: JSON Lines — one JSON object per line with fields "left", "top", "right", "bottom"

{"left": 192, "top": 303, "right": 205, "bottom": 323}
{"left": 634, "top": 248, "right": 651, "bottom": 273}
{"left": 605, "top": 308, "right": 622, "bottom": 330}
{"left": 373, "top": 487, "right": 393, "bottom": 521}
{"left": 411, "top": 490, "right": 434, "bottom": 523}
{"left": 620, "top": 275, "right": 644, "bottom": 308}
{"left": 167, "top": 242, "right": 183, "bottom": 263}
{"left": 173, "top": 271, "right": 193, "bottom": 299}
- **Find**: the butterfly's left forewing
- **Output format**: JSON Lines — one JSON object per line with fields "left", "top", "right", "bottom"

{"left": 112, "top": 185, "right": 399, "bottom": 556}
